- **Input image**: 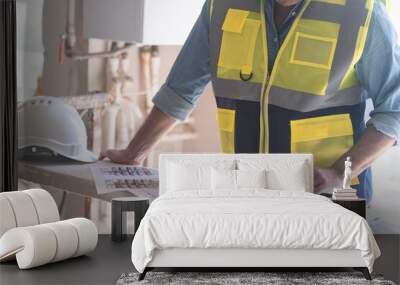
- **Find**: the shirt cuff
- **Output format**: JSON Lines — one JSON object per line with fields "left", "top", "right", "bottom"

{"left": 152, "top": 84, "right": 195, "bottom": 121}
{"left": 367, "top": 112, "right": 400, "bottom": 141}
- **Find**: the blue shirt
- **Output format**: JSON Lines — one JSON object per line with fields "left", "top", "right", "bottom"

{"left": 153, "top": 0, "right": 400, "bottom": 141}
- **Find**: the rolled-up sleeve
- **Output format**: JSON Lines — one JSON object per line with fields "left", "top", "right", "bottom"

{"left": 152, "top": 1, "right": 212, "bottom": 121}
{"left": 153, "top": 84, "right": 196, "bottom": 121}
{"left": 356, "top": 2, "right": 400, "bottom": 141}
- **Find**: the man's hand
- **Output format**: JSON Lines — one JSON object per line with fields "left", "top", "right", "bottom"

{"left": 314, "top": 126, "right": 395, "bottom": 194}
{"left": 99, "top": 149, "right": 142, "bottom": 165}
{"left": 314, "top": 167, "right": 342, "bottom": 194}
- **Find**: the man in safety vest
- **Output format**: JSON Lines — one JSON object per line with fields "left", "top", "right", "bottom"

{"left": 101, "top": 0, "right": 400, "bottom": 202}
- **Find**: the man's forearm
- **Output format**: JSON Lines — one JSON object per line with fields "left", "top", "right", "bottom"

{"left": 331, "top": 126, "right": 396, "bottom": 178}
{"left": 125, "top": 106, "right": 177, "bottom": 163}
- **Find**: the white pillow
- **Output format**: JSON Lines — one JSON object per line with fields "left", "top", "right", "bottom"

{"left": 167, "top": 163, "right": 211, "bottom": 191}
{"left": 237, "top": 159, "right": 308, "bottom": 191}
{"left": 211, "top": 168, "right": 236, "bottom": 190}
{"left": 237, "top": 169, "right": 267, "bottom": 189}
{"left": 266, "top": 166, "right": 306, "bottom": 191}
{"left": 211, "top": 169, "right": 268, "bottom": 190}
{"left": 166, "top": 159, "right": 236, "bottom": 192}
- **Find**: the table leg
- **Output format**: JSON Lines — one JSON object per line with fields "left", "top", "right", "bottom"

{"left": 134, "top": 201, "right": 149, "bottom": 235}
{"left": 112, "top": 201, "right": 125, "bottom": 242}
{"left": 84, "top": 197, "right": 91, "bottom": 219}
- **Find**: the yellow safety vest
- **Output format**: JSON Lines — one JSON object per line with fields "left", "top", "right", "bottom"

{"left": 209, "top": 0, "right": 375, "bottom": 197}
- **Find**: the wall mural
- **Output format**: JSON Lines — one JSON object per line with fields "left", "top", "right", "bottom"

{"left": 17, "top": 0, "right": 400, "bottom": 234}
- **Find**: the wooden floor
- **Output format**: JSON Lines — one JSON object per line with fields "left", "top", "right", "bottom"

{"left": 0, "top": 235, "right": 398, "bottom": 285}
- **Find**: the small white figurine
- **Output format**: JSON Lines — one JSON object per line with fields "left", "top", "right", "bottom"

{"left": 343, "top": 156, "right": 353, "bottom": 190}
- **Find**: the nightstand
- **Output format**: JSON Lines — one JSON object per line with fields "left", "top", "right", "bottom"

{"left": 320, "top": 193, "right": 366, "bottom": 218}
{"left": 332, "top": 198, "right": 366, "bottom": 218}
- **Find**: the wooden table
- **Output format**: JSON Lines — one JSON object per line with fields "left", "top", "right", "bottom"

{"left": 18, "top": 156, "right": 159, "bottom": 202}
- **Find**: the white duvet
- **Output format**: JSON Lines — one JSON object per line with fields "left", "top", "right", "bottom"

{"left": 131, "top": 190, "right": 380, "bottom": 273}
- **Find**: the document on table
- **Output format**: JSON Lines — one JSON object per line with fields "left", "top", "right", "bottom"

{"left": 90, "top": 164, "right": 159, "bottom": 198}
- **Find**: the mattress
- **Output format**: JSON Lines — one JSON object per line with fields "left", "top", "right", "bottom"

{"left": 131, "top": 190, "right": 380, "bottom": 273}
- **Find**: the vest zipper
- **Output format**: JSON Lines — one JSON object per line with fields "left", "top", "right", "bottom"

{"left": 259, "top": 0, "right": 269, "bottom": 154}
{"left": 259, "top": 0, "right": 311, "bottom": 154}
{"left": 260, "top": 74, "right": 270, "bottom": 153}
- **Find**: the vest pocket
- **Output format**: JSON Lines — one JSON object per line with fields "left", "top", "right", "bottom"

{"left": 290, "top": 32, "right": 337, "bottom": 70}
{"left": 217, "top": 9, "right": 260, "bottom": 82}
{"left": 270, "top": 18, "right": 341, "bottom": 96}
{"left": 217, "top": 108, "right": 235, "bottom": 153}
{"left": 290, "top": 114, "right": 359, "bottom": 185}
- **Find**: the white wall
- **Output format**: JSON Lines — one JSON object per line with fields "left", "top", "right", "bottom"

{"left": 368, "top": 147, "right": 400, "bottom": 234}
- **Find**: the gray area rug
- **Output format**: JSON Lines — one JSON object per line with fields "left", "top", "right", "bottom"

{"left": 116, "top": 272, "right": 396, "bottom": 285}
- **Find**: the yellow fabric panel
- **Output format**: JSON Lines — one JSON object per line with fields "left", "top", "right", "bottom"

{"left": 339, "top": 68, "right": 359, "bottom": 90}
{"left": 221, "top": 9, "right": 249, "bottom": 33}
{"left": 290, "top": 114, "right": 352, "bottom": 164}
{"left": 217, "top": 108, "right": 235, "bottom": 153}
{"left": 217, "top": 108, "right": 235, "bottom": 132}
{"left": 351, "top": 177, "right": 359, "bottom": 185}
{"left": 218, "top": 18, "right": 260, "bottom": 69}
{"left": 292, "top": 136, "right": 359, "bottom": 185}
{"left": 312, "top": 0, "right": 346, "bottom": 5}
{"left": 290, "top": 114, "right": 353, "bottom": 142}
{"left": 272, "top": 19, "right": 340, "bottom": 96}
{"left": 290, "top": 32, "right": 337, "bottom": 70}
{"left": 290, "top": 114, "right": 359, "bottom": 185}
{"left": 292, "top": 136, "right": 353, "bottom": 167}
{"left": 218, "top": 17, "right": 260, "bottom": 73}
{"left": 219, "top": 131, "right": 235, "bottom": 153}
{"left": 217, "top": 11, "right": 265, "bottom": 83}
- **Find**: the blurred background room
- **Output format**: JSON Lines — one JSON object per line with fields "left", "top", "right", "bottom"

{"left": 15, "top": 0, "right": 400, "bottom": 241}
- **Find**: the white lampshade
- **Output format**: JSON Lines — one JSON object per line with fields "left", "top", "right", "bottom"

{"left": 83, "top": 0, "right": 205, "bottom": 45}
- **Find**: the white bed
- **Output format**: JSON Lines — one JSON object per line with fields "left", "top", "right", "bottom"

{"left": 131, "top": 154, "right": 380, "bottom": 280}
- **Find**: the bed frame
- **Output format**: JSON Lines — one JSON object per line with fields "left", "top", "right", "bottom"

{"left": 138, "top": 154, "right": 372, "bottom": 281}
{"left": 139, "top": 248, "right": 371, "bottom": 280}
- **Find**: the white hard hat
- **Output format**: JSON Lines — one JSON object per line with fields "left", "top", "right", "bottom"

{"left": 18, "top": 96, "right": 97, "bottom": 163}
